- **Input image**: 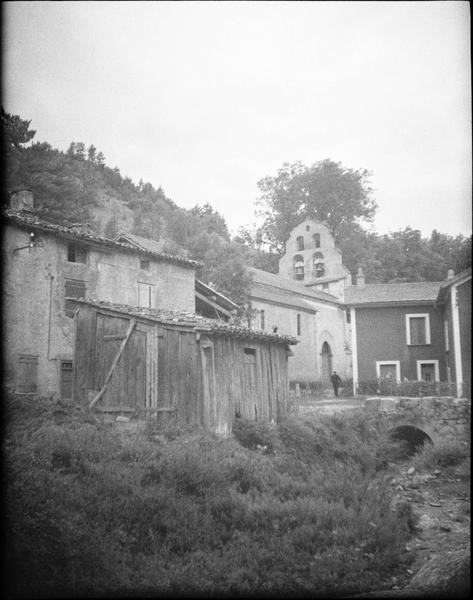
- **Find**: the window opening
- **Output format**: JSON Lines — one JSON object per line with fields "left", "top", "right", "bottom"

{"left": 406, "top": 314, "right": 430, "bottom": 345}
{"left": 297, "top": 313, "right": 301, "bottom": 336}
{"left": 67, "top": 243, "right": 87, "bottom": 264}
{"left": 294, "top": 255, "right": 304, "bottom": 280}
{"left": 313, "top": 233, "right": 321, "bottom": 248}
{"left": 65, "top": 279, "right": 86, "bottom": 317}
{"left": 260, "top": 309, "right": 265, "bottom": 331}
{"left": 140, "top": 259, "right": 150, "bottom": 270}
{"left": 296, "top": 236, "right": 305, "bottom": 251}
{"left": 313, "top": 252, "right": 325, "bottom": 277}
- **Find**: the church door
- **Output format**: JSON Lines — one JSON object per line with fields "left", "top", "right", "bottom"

{"left": 321, "top": 342, "right": 332, "bottom": 384}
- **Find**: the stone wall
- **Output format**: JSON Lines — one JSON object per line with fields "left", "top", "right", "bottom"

{"left": 364, "top": 396, "right": 470, "bottom": 444}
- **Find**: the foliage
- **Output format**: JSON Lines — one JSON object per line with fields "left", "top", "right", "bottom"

{"left": 5, "top": 395, "right": 416, "bottom": 598}
{"left": 256, "top": 159, "right": 376, "bottom": 253}
{"left": 357, "top": 379, "right": 460, "bottom": 397}
{"left": 411, "top": 439, "right": 470, "bottom": 472}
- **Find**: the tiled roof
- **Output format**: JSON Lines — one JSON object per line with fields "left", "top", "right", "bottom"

{"left": 3, "top": 209, "right": 201, "bottom": 268}
{"left": 251, "top": 286, "right": 318, "bottom": 312}
{"left": 115, "top": 231, "right": 166, "bottom": 254}
{"left": 72, "top": 298, "right": 297, "bottom": 345}
{"left": 248, "top": 266, "right": 343, "bottom": 305}
{"left": 345, "top": 281, "right": 442, "bottom": 305}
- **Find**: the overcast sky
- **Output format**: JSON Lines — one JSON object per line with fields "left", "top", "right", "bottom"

{"left": 4, "top": 1, "right": 471, "bottom": 238}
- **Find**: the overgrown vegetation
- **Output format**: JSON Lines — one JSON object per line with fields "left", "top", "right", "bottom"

{"left": 357, "top": 379, "right": 464, "bottom": 398}
{"left": 5, "top": 394, "right": 419, "bottom": 598}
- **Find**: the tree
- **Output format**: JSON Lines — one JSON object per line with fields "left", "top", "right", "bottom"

{"left": 1, "top": 107, "right": 36, "bottom": 149}
{"left": 256, "top": 159, "right": 376, "bottom": 252}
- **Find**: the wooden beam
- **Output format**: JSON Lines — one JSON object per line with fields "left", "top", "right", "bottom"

{"left": 89, "top": 318, "right": 137, "bottom": 409}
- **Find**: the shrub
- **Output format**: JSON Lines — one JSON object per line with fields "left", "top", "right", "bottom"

{"left": 411, "top": 439, "right": 470, "bottom": 471}
{"left": 5, "top": 395, "right": 416, "bottom": 597}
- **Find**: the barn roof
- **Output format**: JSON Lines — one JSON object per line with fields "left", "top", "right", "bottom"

{"left": 345, "top": 281, "right": 442, "bottom": 306}
{"left": 3, "top": 209, "right": 201, "bottom": 269}
{"left": 72, "top": 298, "right": 298, "bottom": 345}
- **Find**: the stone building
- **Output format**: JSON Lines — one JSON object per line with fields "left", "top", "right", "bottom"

{"left": 248, "top": 219, "right": 353, "bottom": 386}
{"left": 3, "top": 193, "right": 199, "bottom": 398}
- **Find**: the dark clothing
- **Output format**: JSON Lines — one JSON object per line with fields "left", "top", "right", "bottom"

{"left": 331, "top": 373, "right": 342, "bottom": 397}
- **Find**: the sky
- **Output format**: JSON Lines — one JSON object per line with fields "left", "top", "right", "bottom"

{"left": 3, "top": 1, "right": 471, "bottom": 238}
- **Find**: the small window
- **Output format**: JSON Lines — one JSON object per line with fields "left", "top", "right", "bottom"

{"left": 65, "top": 278, "right": 86, "bottom": 317}
{"left": 296, "top": 236, "right": 304, "bottom": 251}
{"left": 244, "top": 347, "right": 256, "bottom": 356}
{"left": 138, "top": 282, "right": 153, "bottom": 308}
{"left": 260, "top": 309, "right": 265, "bottom": 331}
{"left": 406, "top": 314, "right": 430, "bottom": 345}
{"left": 140, "top": 259, "right": 150, "bottom": 270}
{"left": 346, "top": 308, "right": 351, "bottom": 323}
{"left": 313, "top": 233, "right": 321, "bottom": 248}
{"left": 297, "top": 313, "right": 301, "bottom": 336}
{"left": 17, "top": 354, "right": 38, "bottom": 393}
{"left": 306, "top": 225, "right": 310, "bottom": 231}
{"left": 323, "top": 283, "right": 329, "bottom": 291}
{"left": 67, "top": 243, "right": 87, "bottom": 264}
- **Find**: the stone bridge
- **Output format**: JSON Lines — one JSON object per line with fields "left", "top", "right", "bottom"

{"left": 363, "top": 396, "right": 470, "bottom": 446}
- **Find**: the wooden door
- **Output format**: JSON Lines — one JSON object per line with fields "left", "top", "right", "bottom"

{"left": 94, "top": 314, "right": 147, "bottom": 410}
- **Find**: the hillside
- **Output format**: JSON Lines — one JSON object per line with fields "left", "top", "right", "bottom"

{"left": 3, "top": 109, "right": 471, "bottom": 305}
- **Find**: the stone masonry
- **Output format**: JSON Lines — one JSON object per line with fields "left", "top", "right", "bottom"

{"left": 363, "top": 396, "right": 471, "bottom": 444}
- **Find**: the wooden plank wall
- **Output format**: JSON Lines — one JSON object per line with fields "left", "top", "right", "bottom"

{"left": 74, "top": 306, "right": 290, "bottom": 432}
{"left": 73, "top": 306, "right": 96, "bottom": 404}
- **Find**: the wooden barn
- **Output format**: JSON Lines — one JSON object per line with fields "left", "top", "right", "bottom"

{"left": 72, "top": 299, "right": 297, "bottom": 434}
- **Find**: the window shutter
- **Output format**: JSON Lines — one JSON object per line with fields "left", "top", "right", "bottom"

{"left": 409, "top": 317, "right": 426, "bottom": 345}
{"left": 17, "top": 355, "right": 38, "bottom": 393}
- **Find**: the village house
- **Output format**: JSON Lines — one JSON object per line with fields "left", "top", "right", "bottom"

{"left": 72, "top": 299, "right": 296, "bottom": 434}
{"left": 346, "top": 266, "right": 471, "bottom": 398}
{"left": 115, "top": 231, "right": 240, "bottom": 321}
{"left": 248, "top": 219, "right": 352, "bottom": 386}
{"left": 2, "top": 191, "right": 199, "bottom": 398}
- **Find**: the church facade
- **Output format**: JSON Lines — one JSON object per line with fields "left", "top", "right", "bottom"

{"left": 248, "top": 219, "right": 353, "bottom": 386}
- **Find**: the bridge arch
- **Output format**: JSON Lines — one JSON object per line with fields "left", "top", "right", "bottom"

{"left": 388, "top": 424, "right": 433, "bottom": 455}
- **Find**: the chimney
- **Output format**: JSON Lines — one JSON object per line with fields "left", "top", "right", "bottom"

{"left": 356, "top": 267, "right": 365, "bottom": 288}
{"left": 446, "top": 268, "right": 454, "bottom": 279}
{"left": 10, "top": 190, "right": 34, "bottom": 212}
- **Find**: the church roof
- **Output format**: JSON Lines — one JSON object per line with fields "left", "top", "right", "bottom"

{"left": 345, "top": 281, "right": 442, "bottom": 306}
{"left": 248, "top": 267, "right": 343, "bottom": 306}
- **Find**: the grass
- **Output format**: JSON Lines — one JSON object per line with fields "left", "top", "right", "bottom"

{"left": 4, "top": 393, "right": 419, "bottom": 598}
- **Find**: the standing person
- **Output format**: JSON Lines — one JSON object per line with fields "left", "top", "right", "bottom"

{"left": 331, "top": 371, "right": 342, "bottom": 397}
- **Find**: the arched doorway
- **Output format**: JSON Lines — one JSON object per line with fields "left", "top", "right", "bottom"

{"left": 321, "top": 341, "right": 332, "bottom": 384}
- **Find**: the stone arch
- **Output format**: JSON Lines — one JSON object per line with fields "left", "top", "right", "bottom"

{"left": 387, "top": 424, "right": 433, "bottom": 455}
